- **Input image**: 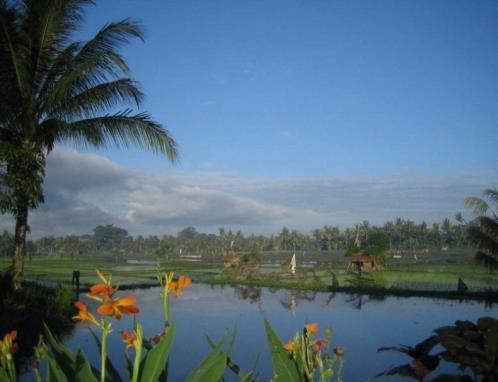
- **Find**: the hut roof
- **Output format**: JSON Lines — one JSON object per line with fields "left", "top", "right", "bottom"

{"left": 350, "top": 251, "right": 374, "bottom": 263}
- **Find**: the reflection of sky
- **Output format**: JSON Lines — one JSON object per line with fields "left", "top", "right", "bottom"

{"left": 23, "top": 285, "right": 498, "bottom": 381}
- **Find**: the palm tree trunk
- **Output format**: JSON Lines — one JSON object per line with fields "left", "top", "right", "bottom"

{"left": 12, "top": 202, "right": 28, "bottom": 289}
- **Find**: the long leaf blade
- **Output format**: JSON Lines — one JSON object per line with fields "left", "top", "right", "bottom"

{"left": 263, "top": 319, "right": 301, "bottom": 382}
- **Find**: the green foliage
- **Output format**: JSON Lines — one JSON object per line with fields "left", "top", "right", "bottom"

{"left": 0, "top": 143, "right": 45, "bottom": 214}
{"left": 465, "top": 188, "right": 498, "bottom": 270}
{"left": 364, "top": 232, "right": 390, "bottom": 259}
{"left": 0, "top": 273, "right": 75, "bottom": 363}
{"left": 185, "top": 338, "right": 228, "bottom": 382}
{"left": 178, "top": 227, "right": 199, "bottom": 241}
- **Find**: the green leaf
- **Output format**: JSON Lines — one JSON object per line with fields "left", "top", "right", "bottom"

{"left": 43, "top": 323, "right": 98, "bottom": 381}
{"left": 185, "top": 340, "right": 227, "bottom": 382}
{"left": 206, "top": 333, "right": 256, "bottom": 382}
{"left": 44, "top": 323, "right": 77, "bottom": 378}
{"left": 139, "top": 323, "right": 175, "bottom": 382}
{"left": 124, "top": 353, "right": 133, "bottom": 382}
{"left": 45, "top": 350, "right": 69, "bottom": 382}
{"left": 263, "top": 319, "right": 301, "bottom": 382}
{"left": 74, "top": 348, "right": 98, "bottom": 382}
{"left": 89, "top": 328, "right": 122, "bottom": 382}
{"left": 0, "top": 367, "right": 12, "bottom": 382}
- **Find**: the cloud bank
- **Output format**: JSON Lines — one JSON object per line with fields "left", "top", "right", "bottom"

{"left": 0, "top": 148, "right": 496, "bottom": 238}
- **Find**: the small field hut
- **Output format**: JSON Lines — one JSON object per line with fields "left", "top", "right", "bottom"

{"left": 347, "top": 251, "right": 378, "bottom": 273}
{"left": 223, "top": 250, "right": 240, "bottom": 268}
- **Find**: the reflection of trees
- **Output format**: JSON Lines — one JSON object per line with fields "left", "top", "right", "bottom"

{"left": 345, "top": 294, "right": 366, "bottom": 310}
{"left": 323, "top": 292, "right": 336, "bottom": 307}
{"left": 233, "top": 285, "right": 262, "bottom": 303}
{"left": 280, "top": 291, "right": 317, "bottom": 314}
{"left": 344, "top": 293, "right": 385, "bottom": 309}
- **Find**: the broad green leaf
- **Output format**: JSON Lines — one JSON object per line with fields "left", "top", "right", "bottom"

{"left": 44, "top": 323, "right": 99, "bottom": 381}
{"left": 74, "top": 348, "right": 98, "bottom": 382}
{"left": 263, "top": 319, "right": 301, "bottom": 382}
{"left": 206, "top": 334, "right": 255, "bottom": 382}
{"left": 45, "top": 351, "right": 69, "bottom": 382}
{"left": 44, "top": 323, "right": 77, "bottom": 379}
{"left": 185, "top": 340, "right": 227, "bottom": 382}
{"left": 139, "top": 323, "right": 175, "bottom": 382}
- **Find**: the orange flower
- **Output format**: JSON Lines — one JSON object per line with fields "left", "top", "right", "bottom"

{"left": 0, "top": 330, "right": 18, "bottom": 355}
{"left": 121, "top": 330, "right": 137, "bottom": 350}
{"left": 282, "top": 339, "right": 295, "bottom": 352}
{"left": 304, "top": 323, "right": 319, "bottom": 334}
{"left": 73, "top": 301, "right": 97, "bottom": 323}
{"left": 170, "top": 276, "right": 192, "bottom": 297}
{"left": 97, "top": 295, "right": 139, "bottom": 320}
{"left": 89, "top": 283, "right": 115, "bottom": 297}
{"left": 152, "top": 332, "right": 164, "bottom": 344}
{"left": 314, "top": 338, "right": 329, "bottom": 351}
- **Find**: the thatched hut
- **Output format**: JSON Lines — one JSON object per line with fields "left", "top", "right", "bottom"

{"left": 223, "top": 250, "right": 240, "bottom": 268}
{"left": 347, "top": 251, "right": 378, "bottom": 273}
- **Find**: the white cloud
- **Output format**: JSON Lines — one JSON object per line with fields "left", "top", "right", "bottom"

{"left": 0, "top": 148, "right": 496, "bottom": 238}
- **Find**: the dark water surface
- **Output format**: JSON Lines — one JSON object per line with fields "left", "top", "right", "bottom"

{"left": 25, "top": 284, "right": 497, "bottom": 381}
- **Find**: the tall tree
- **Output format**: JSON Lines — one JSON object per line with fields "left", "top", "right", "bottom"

{"left": 0, "top": 0, "right": 177, "bottom": 287}
{"left": 465, "top": 188, "right": 498, "bottom": 270}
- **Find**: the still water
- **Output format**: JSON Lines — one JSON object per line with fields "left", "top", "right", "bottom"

{"left": 31, "top": 284, "right": 498, "bottom": 381}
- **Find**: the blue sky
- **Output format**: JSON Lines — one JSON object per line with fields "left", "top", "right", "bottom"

{"left": 6, "top": 0, "right": 497, "bottom": 237}
{"left": 75, "top": 0, "right": 498, "bottom": 178}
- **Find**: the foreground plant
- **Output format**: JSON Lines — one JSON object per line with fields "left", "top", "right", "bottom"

{"left": 0, "top": 330, "right": 18, "bottom": 382}
{"left": 1, "top": 268, "right": 341, "bottom": 381}
{"left": 375, "top": 316, "right": 498, "bottom": 382}
{"left": 265, "top": 320, "right": 344, "bottom": 382}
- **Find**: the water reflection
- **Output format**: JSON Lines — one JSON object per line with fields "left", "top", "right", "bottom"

{"left": 233, "top": 285, "right": 262, "bottom": 304}
{"left": 280, "top": 291, "right": 318, "bottom": 315}
{"left": 20, "top": 284, "right": 496, "bottom": 382}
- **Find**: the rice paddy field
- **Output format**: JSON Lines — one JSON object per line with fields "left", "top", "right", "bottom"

{"left": 0, "top": 255, "right": 497, "bottom": 295}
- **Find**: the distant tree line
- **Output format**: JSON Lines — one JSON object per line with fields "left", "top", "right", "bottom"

{"left": 0, "top": 216, "right": 471, "bottom": 259}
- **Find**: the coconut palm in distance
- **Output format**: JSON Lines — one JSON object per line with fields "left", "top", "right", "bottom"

{"left": 0, "top": 0, "right": 178, "bottom": 287}
{"left": 465, "top": 188, "right": 498, "bottom": 270}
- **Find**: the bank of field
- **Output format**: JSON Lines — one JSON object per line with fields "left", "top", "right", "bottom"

{"left": 0, "top": 254, "right": 497, "bottom": 294}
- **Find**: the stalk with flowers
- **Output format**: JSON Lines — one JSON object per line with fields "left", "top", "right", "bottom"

{"left": 265, "top": 320, "right": 344, "bottom": 382}
{"left": 0, "top": 330, "right": 18, "bottom": 382}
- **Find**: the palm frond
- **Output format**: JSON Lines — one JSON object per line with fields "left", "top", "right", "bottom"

{"left": 51, "top": 111, "right": 178, "bottom": 161}
{"left": 38, "top": 18, "right": 144, "bottom": 112}
{"left": 0, "top": 0, "right": 27, "bottom": 99}
{"left": 483, "top": 188, "right": 498, "bottom": 211}
{"left": 464, "top": 196, "right": 489, "bottom": 216}
{"left": 467, "top": 225, "right": 498, "bottom": 259}
{"left": 45, "top": 78, "right": 144, "bottom": 120}
{"left": 19, "top": 0, "right": 94, "bottom": 96}
{"left": 474, "top": 216, "right": 498, "bottom": 238}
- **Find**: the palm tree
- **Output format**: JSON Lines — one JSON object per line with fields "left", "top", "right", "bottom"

{"left": 0, "top": 0, "right": 177, "bottom": 286}
{"left": 465, "top": 188, "right": 498, "bottom": 270}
